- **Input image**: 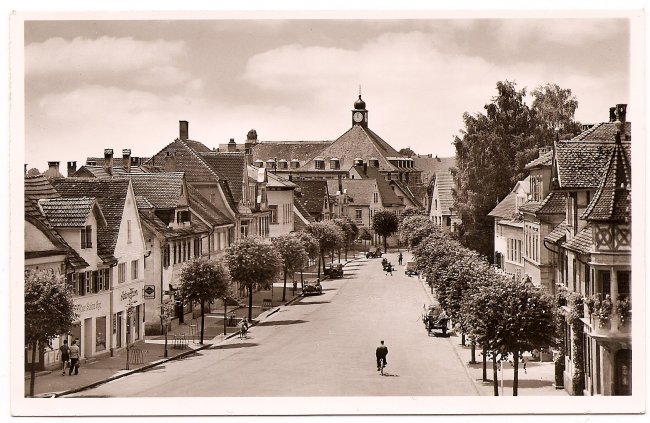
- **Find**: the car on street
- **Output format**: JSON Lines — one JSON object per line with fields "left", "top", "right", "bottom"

{"left": 324, "top": 263, "right": 344, "bottom": 278}
{"left": 405, "top": 261, "right": 418, "bottom": 276}
{"left": 302, "top": 281, "right": 323, "bottom": 296}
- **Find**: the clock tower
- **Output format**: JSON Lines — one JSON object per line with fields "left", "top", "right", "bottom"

{"left": 351, "top": 95, "right": 368, "bottom": 128}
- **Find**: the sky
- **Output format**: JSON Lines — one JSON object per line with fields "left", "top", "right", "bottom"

{"left": 22, "top": 16, "right": 632, "bottom": 171}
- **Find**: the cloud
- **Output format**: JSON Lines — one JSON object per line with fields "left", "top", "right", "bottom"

{"left": 25, "top": 36, "right": 198, "bottom": 89}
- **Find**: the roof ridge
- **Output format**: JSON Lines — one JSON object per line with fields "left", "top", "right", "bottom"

{"left": 179, "top": 139, "right": 222, "bottom": 181}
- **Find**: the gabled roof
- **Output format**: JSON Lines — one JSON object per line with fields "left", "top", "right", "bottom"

{"left": 251, "top": 141, "right": 332, "bottom": 166}
{"left": 562, "top": 224, "right": 593, "bottom": 255}
{"left": 525, "top": 150, "right": 553, "bottom": 170}
{"left": 293, "top": 180, "right": 329, "bottom": 216}
{"left": 545, "top": 220, "right": 567, "bottom": 244}
{"left": 518, "top": 200, "right": 541, "bottom": 214}
{"left": 413, "top": 156, "right": 456, "bottom": 180}
{"left": 146, "top": 139, "right": 221, "bottom": 184}
{"left": 302, "top": 125, "right": 402, "bottom": 172}
{"left": 293, "top": 198, "right": 315, "bottom": 225}
{"left": 39, "top": 197, "right": 105, "bottom": 228}
{"left": 25, "top": 174, "right": 60, "bottom": 200}
{"left": 327, "top": 179, "right": 377, "bottom": 206}
{"left": 352, "top": 164, "right": 404, "bottom": 207}
{"left": 488, "top": 191, "right": 518, "bottom": 219}
{"left": 571, "top": 121, "right": 631, "bottom": 142}
{"left": 536, "top": 191, "right": 567, "bottom": 215}
{"left": 554, "top": 140, "right": 631, "bottom": 189}
{"left": 432, "top": 171, "right": 455, "bottom": 213}
{"left": 583, "top": 139, "right": 631, "bottom": 222}
{"left": 138, "top": 209, "right": 210, "bottom": 240}
{"left": 129, "top": 172, "right": 186, "bottom": 210}
{"left": 73, "top": 165, "right": 151, "bottom": 178}
{"left": 265, "top": 170, "right": 296, "bottom": 189}
{"left": 390, "top": 180, "right": 423, "bottom": 208}
{"left": 200, "top": 152, "right": 246, "bottom": 203}
{"left": 185, "top": 183, "right": 233, "bottom": 227}
{"left": 51, "top": 178, "right": 130, "bottom": 263}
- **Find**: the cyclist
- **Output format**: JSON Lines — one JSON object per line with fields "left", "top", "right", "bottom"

{"left": 239, "top": 318, "right": 249, "bottom": 339}
{"left": 376, "top": 340, "right": 388, "bottom": 371}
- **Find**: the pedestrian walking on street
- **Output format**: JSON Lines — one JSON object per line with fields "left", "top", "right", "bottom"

{"left": 385, "top": 263, "right": 393, "bottom": 276}
{"left": 398, "top": 252, "right": 403, "bottom": 266}
{"left": 376, "top": 340, "right": 388, "bottom": 371}
{"left": 57, "top": 339, "right": 70, "bottom": 376}
{"left": 68, "top": 340, "right": 80, "bottom": 375}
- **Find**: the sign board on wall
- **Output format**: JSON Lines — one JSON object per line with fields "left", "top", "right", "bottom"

{"left": 143, "top": 285, "right": 155, "bottom": 299}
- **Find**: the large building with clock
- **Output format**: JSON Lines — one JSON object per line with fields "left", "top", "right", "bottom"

{"left": 224, "top": 95, "right": 423, "bottom": 186}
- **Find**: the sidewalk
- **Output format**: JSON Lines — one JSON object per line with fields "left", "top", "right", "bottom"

{"left": 25, "top": 253, "right": 361, "bottom": 398}
{"left": 407, "top": 251, "right": 567, "bottom": 396}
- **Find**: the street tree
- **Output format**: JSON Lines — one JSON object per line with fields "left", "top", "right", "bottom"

{"left": 333, "top": 217, "right": 359, "bottom": 260}
{"left": 225, "top": 237, "right": 282, "bottom": 320}
{"left": 305, "top": 221, "right": 344, "bottom": 278}
{"left": 358, "top": 226, "right": 373, "bottom": 252}
{"left": 293, "top": 231, "right": 319, "bottom": 289}
{"left": 372, "top": 210, "right": 399, "bottom": 253}
{"left": 399, "top": 214, "right": 435, "bottom": 249}
{"left": 177, "top": 258, "right": 231, "bottom": 344}
{"left": 272, "top": 235, "right": 309, "bottom": 301}
{"left": 25, "top": 269, "right": 77, "bottom": 397}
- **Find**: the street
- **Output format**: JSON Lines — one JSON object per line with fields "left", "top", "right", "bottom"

{"left": 69, "top": 252, "right": 478, "bottom": 397}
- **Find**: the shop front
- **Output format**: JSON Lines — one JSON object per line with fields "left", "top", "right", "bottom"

{"left": 112, "top": 283, "right": 145, "bottom": 351}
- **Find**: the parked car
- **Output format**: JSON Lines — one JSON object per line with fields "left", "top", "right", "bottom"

{"left": 365, "top": 248, "right": 383, "bottom": 259}
{"left": 302, "top": 281, "right": 323, "bottom": 296}
{"left": 324, "top": 263, "right": 344, "bottom": 278}
{"left": 405, "top": 261, "right": 418, "bottom": 276}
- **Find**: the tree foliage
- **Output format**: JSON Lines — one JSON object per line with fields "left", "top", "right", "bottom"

{"left": 333, "top": 217, "right": 359, "bottom": 258}
{"left": 225, "top": 237, "right": 282, "bottom": 320}
{"left": 177, "top": 258, "right": 231, "bottom": 344}
{"left": 25, "top": 269, "right": 77, "bottom": 396}
{"left": 532, "top": 83, "right": 581, "bottom": 136}
{"left": 372, "top": 210, "right": 399, "bottom": 252}
{"left": 453, "top": 80, "right": 580, "bottom": 259}
{"left": 273, "top": 235, "right": 309, "bottom": 301}
{"left": 399, "top": 215, "right": 435, "bottom": 249}
{"left": 398, "top": 147, "right": 416, "bottom": 157}
{"left": 305, "top": 221, "right": 345, "bottom": 277}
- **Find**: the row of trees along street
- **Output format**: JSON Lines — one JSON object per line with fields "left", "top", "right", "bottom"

{"left": 26, "top": 214, "right": 409, "bottom": 396}
{"left": 400, "top": 213, "right": 558, "bottom": 396}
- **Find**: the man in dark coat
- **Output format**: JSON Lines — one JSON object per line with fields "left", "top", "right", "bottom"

{"left": 376, "top": 340, "right": 388, "bottom": 370}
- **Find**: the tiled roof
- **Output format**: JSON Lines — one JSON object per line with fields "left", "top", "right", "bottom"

{"left": 327, "top": 179, "right": 377, "bottom": 206}
{"left": 414, "top": 156, "right": 456, "bottom": 181}
{"left": 544, "top": 220, "right": 567, "bottom": 244}
{"left": 554, "top": 140, "right": 631, "bottom": 189}
{"left": 390, "top": 180, "right": 423, "bottom": 208}
{"left": 51, "top": 178, "right": 130, "bottom": 262}
{"left": 138, "top": 209, "right": 210, "bottom": 240}
{"left": 562, "top": 224, "right": 593, "bottom": 254}
{"left": 24, "top": 197, "right": 89, "bottom": 268}
{"left": 571, "top": 122, "right": 631, "bottom": 142}
{"left": 433, "top": 171, "right": 455, "bottom": 213}
{"left": 25, "top": 174, "right": 60, "bottom": 200}
{"left": 186, "top": 183, "right": 233, "bottom": 227}
{"left": 293, "top": 198, "right": 315, "bottom": 224}
{"left": 129, "top": 172, "right": 186, "bottom": 209}
{"left": 265, "top": 171, "right": 296, "bottom": 189}
{"left": 200, "top": 152, "right": 246, "bottom": 203}
{"left": 293, "top": 180, "right": 329, "bottom": 216}
{"left": 146, "top": 139, "right": 221, "bottom": 183}
{"left": 73, "top": 165, "right": 151, "bottom": 178}
{"left": 406, "top": 184, "right": 428, "bottom": 208}
{"left": 488, "top": 191, "right": 517, "bottom": 219}
{"left": 252, "top": 141, "right": 332, "bottom": 166}
{"left": 519, "top": 200, "right": 541, "bottom": 214}
{"left": 39, "top": 197, "right": 98, "bottom": 228}
{"left": 583, "top": 140, "right": 631, "bottom": 222}
{"left": 525, "top": 150, "right": 553, "bottom": 170}
{"left": 302, "top": 126, "right": 402, "bottom": 172}
{"left": 135, "top": 195, "right": 155, "bottom": 209}
{"left": 86, "top": 157, "right": 151, "bottom": 167}
{"left": 536, "top": 191, "right": 567, "bottom": 215}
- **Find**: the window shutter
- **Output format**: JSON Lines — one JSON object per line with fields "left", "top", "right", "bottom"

{"left": 81, "top": 229, "right": 86, "bottom": 249}
{"left": 93, "top": 271, "right": 99, "bottom": 293}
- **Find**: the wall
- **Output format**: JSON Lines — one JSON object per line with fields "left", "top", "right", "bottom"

{"left": 268, "top": 189, "right": 294, "bottom": 238}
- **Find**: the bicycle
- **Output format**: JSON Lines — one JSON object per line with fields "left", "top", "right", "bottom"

{"left": 378, "top": 357, "right": 386, "bottom": 376}
{"left": 239, "top": 324, "right": 248, "bottom": 340}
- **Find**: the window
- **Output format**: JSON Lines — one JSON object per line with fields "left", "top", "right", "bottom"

{"left": 330, "top": 159, "right": 340, "bottom": 170}
{"left": 269, "top": 205, "right": 278, "bottom": 224}
{"left": 92, "top": 270, "right": 99, "bottom": 293}
{"left": 598, "top": 270, "right": 611, "bottom": 298}
{"left": 84, "top": 270, "right": 92, "bottom": 294}
{"left": 373, "top": 192, "right": 379, "bottom": 203}
{"left": 617, "top": 271, "right": 631, "bottom": 296}
{"left": 173, "top": 244, "right": 177, "bottom": 265}
{"left": 291, "top": 160, "right": 300, "bottom": 169}
{"left": 98, "top": 268, "right": 109, "bottom": 291}
{"left": 355, "top": 209, "right": 362, "bottom": 219}
{"left": 96, "top": 316, "right": 107, "bottom": 352}
{"left": 80, "top": 225, "right": 92, "bottom": 249}
{"left": 67, "top": 273, "right": 78, "bottom": 295}
{"left": 131, "top": 260, "right": 139, "bottom": 280}
{"left": 278, "top": 161, "right": 288, "bottom": 169}
{"left": 118, "top": 263, "right": 126, "bottom": 284}
{"left": 194, "top": 238, "right": 201, "bottom": 258}
{"left": 163, "top": 245, "right": 170, "bottom": 268}
{"left": 176, "top": 210, "right": 191, "bottom": 224}
{"left": 127, "top": 220, "right": 132, "bottom": 243}
{"left": 434, "top": 199, "right": 438, "bottom": 210}
{"left": 315, "top": 160, "right": 324, "bottom": 170}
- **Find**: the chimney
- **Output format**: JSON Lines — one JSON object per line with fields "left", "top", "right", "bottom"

{"left": 179, "top": 120, "right": 189, "bottom": 141}
{"left": 615, "top": 104, "right": 627, "bottom": 123}
{"left": 44, "top": 161, "right": 63, "bottom": 179}
{"left": 164, "top": 151, "right": 177, "bottom": 172}
{"left": 363, "top": 162, "right": 368, "bottom": 175}
{"left": 609, "top": 107, "right": 617, "bottom": 122}
{"left": 122, "top": 149, "right": 132, "bottom": 173}
{"left": 67, "top": 161, "right": 77, "bottom": 177}
{"left": 428, "top": 154, "right": 432, "bottom": 158}
{"left": 227, "top": 138, "right": 236, "bottom": 152}
{"left": 104, "top": 149, "right": 114, "bottom": 175}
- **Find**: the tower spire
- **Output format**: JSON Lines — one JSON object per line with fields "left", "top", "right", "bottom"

{"left": 359, "top": 84, "right": 361, "bottom": 97}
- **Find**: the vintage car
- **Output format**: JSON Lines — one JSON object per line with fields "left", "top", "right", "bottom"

{"left": 405, "top": 261, "right": 418, "bottom": 276}
{"left": 324, "top": 263, "right": 344, "bottom": 278}
{"left": 302, "top": 281, "right": 323, "bottom": 296}
{"left": 421, "top": 304, "right": 449, "bottom": 336}
{"left": 365, "top": 248, "right": 383, "bottom": 259}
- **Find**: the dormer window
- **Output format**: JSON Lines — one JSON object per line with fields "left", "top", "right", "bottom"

{"left": 314, "top": 158, "right": 325, "bottom": 170}
{"left": 330, "top": 158, "right": 340, "bottom": 170}
{"left": 253, "top": 160, "right": 264, "bottom": 167}
{"left": 266, "top": 159, "right": 276, "bottom": 169}
{"left": 176, "top": 210, "right": 191, "bottom": 224}
{"left": 290, "top": 159, "right": 300, "bottom": 169}
{"left": 278, "top": 160, "right": 288, "bottom": 169}
{"left": 369, "top": 158, "right": 379, "bottom": 167}
{"left": 354, "top": 158, "right": 363, "bottom": 166}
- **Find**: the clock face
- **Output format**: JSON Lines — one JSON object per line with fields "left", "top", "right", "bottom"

{"left": 353, "top": 112, "right": 364, "bottom": 123}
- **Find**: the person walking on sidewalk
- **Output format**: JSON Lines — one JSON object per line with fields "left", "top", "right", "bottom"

{"left": 57, "top": 340, "right": 70, "bottom": 376}
{"left": 376, "top": 340, "right": 388, "bottom": 371}
{"left": 68, "top": 340, "right": 80, "bottom": 375}
{"left": 398, "top": 252, "right": 403, "bottom": 266}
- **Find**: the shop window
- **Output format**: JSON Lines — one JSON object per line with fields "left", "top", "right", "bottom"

{"left": 95, "top": 316, "right": 106, "bottom": 352}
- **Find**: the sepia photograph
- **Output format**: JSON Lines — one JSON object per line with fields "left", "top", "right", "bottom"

{"left": 8, "top": 3, "right": 646, "bottom": 417}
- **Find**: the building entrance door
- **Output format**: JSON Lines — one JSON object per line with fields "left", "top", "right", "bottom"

{"left": 116, "top": 312, "right": 123, "bottom": 348}
{"left": 83, "top": 318, "right": 92, "bottom": 358}
{"left": 615, "top": 349, "right": 632, "bottom": 395}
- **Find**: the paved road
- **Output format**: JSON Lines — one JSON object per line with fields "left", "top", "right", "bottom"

{"left": 70, "top": 252, "right": 478, "bottom": 397}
